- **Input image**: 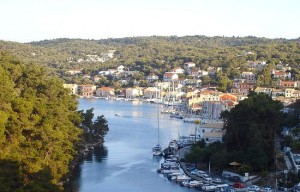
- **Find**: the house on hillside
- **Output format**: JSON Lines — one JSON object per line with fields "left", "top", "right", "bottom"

{"left": 197, "top": 122, "right": 224, "bottom": 139}
{"left": 66, "top": 69, "right": 82, "bottom": 75}
{"left": 95, "top": 87, "right": 115, "bottom": 98}
{"left": 220, "top": 93, "right": 238, "bottom": 102}
{"left": 143, "top": 87, "right": 160, "bottom": 99}
{"left": 241, "top": 72, "right": 256, "bottom": 83}
{"left": 163, "top": 72, "right": 178, "bottom": 82}
{"left": 184, "top": 62, "right": 196, "bottom": 69}
{"left": 271, "top": 70, "right": 291, "bottom": 80}
{"left": 125, "top": 88, "right": 143, "bottom": 99}
{"left": 63, "top": 84, "right": 78, "bottom": 95}
{"left": 183, "top": 79, "right": 202, "bottom": 87}
{"left": 254, "top": 87, "right": 272, "bottom": 96}
{"left": 278, "top": 80, "right": 297, "bottom": 89}
{"left": 78, "top": 84, "right": 96, "bottom": 98}
{"left": 170, "top": 67, "right": 185, "bottom": 74}
{"left": 203, "top": 131, "right": 224, "bottom": 144}
{"left": 146, "top": 74, "right": 159, "bottom": 82}
{"left": 202, "top": 101, "right": 223, "bottom": 119}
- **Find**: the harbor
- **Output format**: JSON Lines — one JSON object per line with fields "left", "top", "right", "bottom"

{"left": 68, "top": 98, "right": 200, "bottom": 192}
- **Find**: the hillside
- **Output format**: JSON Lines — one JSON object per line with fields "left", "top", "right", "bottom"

{"left": 1, "top": 36, "right": 300, "bottom": 80}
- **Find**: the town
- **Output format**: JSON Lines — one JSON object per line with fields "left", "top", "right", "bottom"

{"left": 62, "top": 58, "right": 300, "bottom": 191}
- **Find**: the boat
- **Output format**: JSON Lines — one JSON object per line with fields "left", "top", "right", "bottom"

{"left": 115, "top": 113, "right": 121, "bottom": 116}
{"left": 152, "top": 144, "right": 163, "bottom": 156}
{"left": 189, "top": 180, "right": 202, "bottom": 188}
{"left": 152, "top": 106, "right": 163, "bottom": 156}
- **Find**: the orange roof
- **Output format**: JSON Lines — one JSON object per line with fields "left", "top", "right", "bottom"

{"left": 220, "top": 94, "right": 237, "bottom": 101}
{"left": 274, "top": 71, "right": 286, "bottom": 75}
{"left": 98, "top": 87, "right": 114, "bottom": 91}
{"left": 281, "top": 81, "right": 295, "bottom": 85}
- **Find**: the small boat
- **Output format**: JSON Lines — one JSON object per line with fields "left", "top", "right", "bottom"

{"left": 115, "top": 113, "right": 121, "bottom": 116}
{"left": 152, "top": 144, "right": 163, "bottom": 156}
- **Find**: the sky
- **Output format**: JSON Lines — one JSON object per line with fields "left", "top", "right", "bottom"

{"left": 0, "top": 0, "right": 299, "bottom": 43}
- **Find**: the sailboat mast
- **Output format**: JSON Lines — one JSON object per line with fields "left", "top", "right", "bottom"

{"left": 157, "top": 104, "right": 160, "bottom": 145}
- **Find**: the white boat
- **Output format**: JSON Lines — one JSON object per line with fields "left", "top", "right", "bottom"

{"left": 115, "top": 113, "right": 121, "bottom": 116}
{"left": 176, "top": 174, "right": 191, "bottom": 182}
{"left": 152, "top": 144, "right": 163, "bottom": 156}
{"left": 189, "top": 180, "right": 202, "bottom": 188}
{"left": 183, "top": 117, "right": 200, "bottom": 123}
{"left": 153, "top": 106, "right": 163, "bottom": 156}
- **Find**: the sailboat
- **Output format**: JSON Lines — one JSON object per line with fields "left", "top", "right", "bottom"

{"left": 152, "top": 104, "right": 163, "bottom": 156}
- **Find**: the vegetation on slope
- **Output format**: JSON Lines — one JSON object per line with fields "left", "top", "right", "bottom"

{"left": 0, "top": 52, "right": 83, "bottom": 191}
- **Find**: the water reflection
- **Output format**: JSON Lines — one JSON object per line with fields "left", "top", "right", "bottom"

{"left": 93, "top": 146, "right": 108, "bottom": 163}
{"left": 69, "top": 99, "right": 198, "bottom": 192}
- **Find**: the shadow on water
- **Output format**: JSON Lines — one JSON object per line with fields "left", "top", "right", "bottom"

{"left": 93, "top": 145, "right": 108, "bottom": 163}
{"left": 65, "top": 145, "right": 108, "bottom": 192}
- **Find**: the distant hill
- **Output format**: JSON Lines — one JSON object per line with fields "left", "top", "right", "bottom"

{"left": 0, "top": 36, "right": 300, "bottom": 80}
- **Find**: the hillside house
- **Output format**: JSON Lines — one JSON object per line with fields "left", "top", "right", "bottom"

{"left": 203, "top": 131, "right": 224, "bottom": 144}
{"left": 146, "top": 74, "right": 159, "bottom": 82}
{"left": 241, "top": 72, "right": 256, "bottom": 83}
{"left": 183, "top": 79, "right": 202, "bottom": 87}
{"left": 63, "top": 84, "right": 78, "bottom": 95}
{"left": 198, "top": 70, "right": 209, "bottom": 77}
{"left": 278, "top": 80, "right": 297, "bottom": 89}
{"left": 271, "top": 70, "right": 291, "bottom": 80}
{"left": 184, "top": 62, "right": 196, "bottom": 69}
{"left": 197, "top": 122, "right": 224, "bottom": 139}
{"left": 66, "top": 69, "right": 82, "bottom": 75}
{"left": 95, "top": 87, "right": 115, "bottom": 98}
{"left": 143, "top": 87, "right": 160, "bottom": 99}
{"left": 247, "top": 60, "right": 267, "bottom": 71}
{"left": 125, "top": 88, "right": 143, "bottom": 99}
{"left": 163, "top": 72, "right": 178, "bottom": 82}
{"left": 254, "top": 87, "right": 273, "bottom": 96}
{"left": 78, "top": 84, "right": 96, "bottom": 98}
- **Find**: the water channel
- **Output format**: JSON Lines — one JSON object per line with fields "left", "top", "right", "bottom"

{"left": 69, "top": 98, "right": 199, "bottom": 192}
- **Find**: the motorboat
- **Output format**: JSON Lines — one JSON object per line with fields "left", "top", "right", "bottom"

{"left": 152, "top": 144, "right": 163, "bottom": 156}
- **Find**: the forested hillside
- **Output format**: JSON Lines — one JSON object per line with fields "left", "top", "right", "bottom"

{"left": 0, "top": 52, "right": 83, "bottom": 191}
{"left": 1, "top": 36, "right": 300, "bottom": 80}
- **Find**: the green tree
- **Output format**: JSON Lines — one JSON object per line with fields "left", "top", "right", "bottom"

{"left": 221, "top": 93, "right": 284, "bottom": 170}
{"left": 93, "top": 115, "right": 109, "bottom": 136}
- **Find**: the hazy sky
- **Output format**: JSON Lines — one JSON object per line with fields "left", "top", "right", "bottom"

{"left": 0, "top": 0, "right": 299, "bottom": 42}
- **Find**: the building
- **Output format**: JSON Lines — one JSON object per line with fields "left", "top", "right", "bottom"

{"left": 66, "top": 69, "right": 82, "bottom": 75}
{"left": 163, "top": 72, "right": 178, "bottom": 82}
{"left": 170, "top": 67, "right": 185, "bottom": 74}
{"left": 184, "top": 62, "right": 196, "bottom": 69}
{"left": 241, "top": 72, "right": 256, "bottom": 83}
{"left": 203, "top": 131, "right": 224, "bottom": 143}
{"left": 254, "top": 87, "right": 272, "bottom": 96}
{"left": 146, "top": 74, "right": 159, "bottom": 82}
{"left": 143, "top": 87, "right": 160, "bottom": 99}
{"left": 197, "top": 122, "right": 224, "bottom": 139}
{"left": 183, "top": 79, "right": 202, "bottom": 87}
{"left": 78, "top": 84, "right": 96, "bottom": 98}
{"left": 278, "top": 80, "right": 297, "bottom": 89}
{"left": 202, "top": 101, "right": 223, "bottom": 119}
{"left": 95, "top": 87, "right": 115, "bottom": 98}
{"left": 125, "top": 88, "right": 143, "bottom": 99}
{"left": 63, "top": 84, "right": 78, "bottom": 95}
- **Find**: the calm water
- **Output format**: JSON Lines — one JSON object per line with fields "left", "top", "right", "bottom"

{"left": 69, "top": 99, "right": 198, "bottom": 192}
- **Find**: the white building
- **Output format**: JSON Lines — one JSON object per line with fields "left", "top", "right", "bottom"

{"left": 63, "top": 84, "right": 78, "bottom": 94}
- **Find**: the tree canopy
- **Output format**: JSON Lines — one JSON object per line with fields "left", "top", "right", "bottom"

{"left": 0, "top": 52, "right": 83, "bottom": 191}
{"left": 221, "top": 93, "right": 284, "bottom": 170}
